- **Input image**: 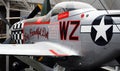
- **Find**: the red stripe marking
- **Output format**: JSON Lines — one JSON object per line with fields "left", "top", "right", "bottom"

{"left": 24, "top": 22, "right": 50, "bottom": 26}
{"left": 58, "top": 12, "right": 69, "bottom": 20}
{"left": 24, "top": 18, "right": 50, "bottom": 26}
{"left": 49, "top": 50, "right": 68, "bottom": 56}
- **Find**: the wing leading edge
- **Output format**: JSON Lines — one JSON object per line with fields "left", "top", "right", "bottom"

{"left": 0, "top": 42, "right": 78, "bottom": 56}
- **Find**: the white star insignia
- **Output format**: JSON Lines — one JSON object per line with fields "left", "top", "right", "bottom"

{"left": 93, "top": 16, "right": 112, "bottom": 42}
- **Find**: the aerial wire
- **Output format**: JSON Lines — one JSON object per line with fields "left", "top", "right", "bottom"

{"left": 91, "top": 0, "right": 97, "bottom": 5}
{"left": 99, "top": 0, "right": 109, "bottom": 13}
{"left": 109, "top": 0, "right": 115, "bottom": 9}
{"left": 99, "top": 0, "right": 120, "bottom": 32}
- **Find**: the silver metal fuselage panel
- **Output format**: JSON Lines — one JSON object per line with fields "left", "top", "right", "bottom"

{"left": 22, "top": 9, "right": 120, "bottom": 68}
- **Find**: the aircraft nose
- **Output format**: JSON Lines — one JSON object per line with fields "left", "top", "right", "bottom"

{"left": 9, "top": 23, "right": 15, "bottom": 36}
{"left": 10, "top": 21, "right": 24, "bottom": 43}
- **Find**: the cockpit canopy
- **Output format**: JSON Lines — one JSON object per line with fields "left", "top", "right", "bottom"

{"left": 53, "top": 1, "right": 96, "bottom": 11}
{"left": 48, "top": 1, "right": 96, "bottom": 16}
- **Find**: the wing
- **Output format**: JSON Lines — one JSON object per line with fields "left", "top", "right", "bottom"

{"left": 0, "top": 42, "right": 78, "bottom": 56}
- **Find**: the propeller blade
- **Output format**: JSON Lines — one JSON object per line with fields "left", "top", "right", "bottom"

{"left": 27, "top": 4, "right": 42, "bottom": 19}
{"left": 27, "top": 0, "right": 51, "bottom": 18}
{"left": 0, "top": 12, "right": 11, "bottom": 27}
{"left": 3, "top": 37, "right": 11, "bottom": 44}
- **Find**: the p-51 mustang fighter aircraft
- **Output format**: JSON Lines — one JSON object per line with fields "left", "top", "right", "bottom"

{"left": 1, "top": 1, "right": 120, "bottom": 70}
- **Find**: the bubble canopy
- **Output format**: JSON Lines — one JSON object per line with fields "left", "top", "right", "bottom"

{"left": 53, "top": 1, "right": 96, "bottom": 10}
{"left": 46, "top": 1, "right": 96, "bottom": 19}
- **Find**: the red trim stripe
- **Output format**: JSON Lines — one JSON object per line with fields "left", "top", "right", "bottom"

{"left": 49, "top": 50, "right": 68, "bottom": 56}
{"left": 24, "top": 22, "right": 50, "bottom": 26}
{"left": 58, "top": 12, "right": 69, "bottom": 20}
{"left": 24, "top": 18, "right": 50, "bottom": 26}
